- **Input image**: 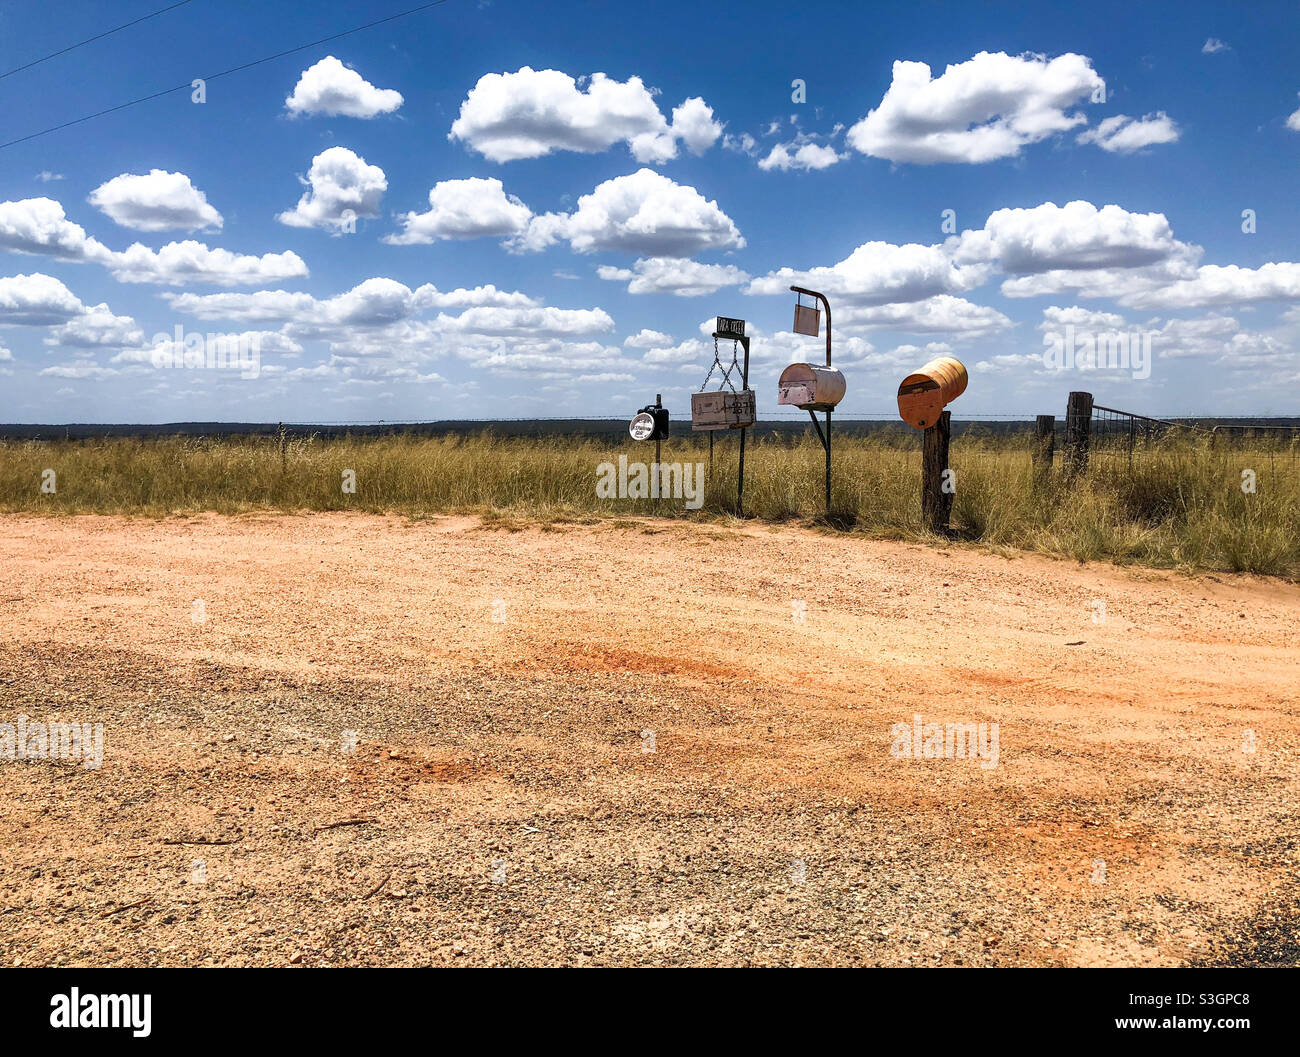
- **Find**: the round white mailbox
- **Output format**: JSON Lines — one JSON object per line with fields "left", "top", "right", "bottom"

{"left": 629, "top": 411, "right": 656, "bottom": 441}
{"left": 777, "top": 362, "right": 846, "bottom": 411}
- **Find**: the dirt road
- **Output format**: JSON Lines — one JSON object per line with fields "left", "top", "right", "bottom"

{"left": 1, "top": 513, "right": 1297, "bottom": 966}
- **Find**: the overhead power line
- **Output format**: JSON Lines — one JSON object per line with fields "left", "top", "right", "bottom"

{"left": 0, "top": 0, "right": 198, "bottom": 81}
{"left": 0, "top": 0, "right": 454, "bottom": 151}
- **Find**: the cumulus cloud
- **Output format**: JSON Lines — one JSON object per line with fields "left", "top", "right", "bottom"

{"left": 1287, "top": 94, "right": 1300, "bottom": 132}
{"left": 0, "top": 197, "right": 110, "bottom": 261}
{"left": 511, "top": 169, "right": 744, "bottom": 256}
{"left": 460, "top": 337, "right": 628, "bottom": 377}
{"left": 670, "top": 97, "right": 724, "bottom": 155}
{"left": 1202, "top": 38, "right": 1230, "bottom": 54}
{"left": 165, "top": 279, "right": 539, "bottom": 325}
{"left": 434, "top": 305, "right": 614, "bottom": 339}
{"left": 1120, "top": 262, "right": 1300, "bottom": 310}
{"left": 837, "top": 295, "right": 1013, "bottom": 337}
{"left": 639, "top": 338, "right": 708, "bottom": 365}
{"left": 951, "top": 201, "right": 1190, "bottom": 274}
{"left": 105, "top": 241, "right": 309, "bottom": 286}
{"left": 285, "top": 56, "right": 403, "bottom": 118}
{"left": 1038, "top": 305, "right": 1127, "bottom": 332}
{"left": 0, "top": 196, "right": 308, "bottom": 288}
{"left": 597, "top": 256, "right": 749, "bottom": 296}
{"left": 45, "top": 302, "right": 144, "bottom": 349}
{"left": 40, "top": 362, "right": 119, "bottom": 379}
{"left": 385, "top": 177, "right": 532, "bottom": 245}
{"left": 449, "top": 67, "right": 720, "bottom": 163}
{"left": 758, "top": 141, "right": 844, "bottom": 171}
{"left": 0, "top": 272, "right": 87, "bottom": 325}
{"left": 749, "top": 240, "right": 986, "bottom": 306}
{"left": 624, "top": 328, "right": 673, "bottom": 348}
{"left": 88, "top": 170, "right": 223, "bottom": 232}
{"left": 846, "top": 51, "right": 1104, "bottom": 164}
{"left": 277, "top": 147, "right": 387, "bottom": 232}
{"left": 1076, "top": 112, "right": 1180, "bottom": 153}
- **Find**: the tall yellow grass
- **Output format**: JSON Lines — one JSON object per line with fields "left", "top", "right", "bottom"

{"left": 1, "top": 430, "right": 1296, "bottom": 577}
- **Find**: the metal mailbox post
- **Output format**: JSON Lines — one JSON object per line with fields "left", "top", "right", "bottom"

{"left": 691, "top": 316, "right": 754, "bottom": 514}
{"left": 782, "top": 286, "right": 843, "bottom": 517}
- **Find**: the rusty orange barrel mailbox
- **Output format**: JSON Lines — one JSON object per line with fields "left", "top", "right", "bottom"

{"left": 897, "top": 356, "right": 968, "bottom": 429}
{"left": 778, "top": 362, "right": 846, "bottom": 411}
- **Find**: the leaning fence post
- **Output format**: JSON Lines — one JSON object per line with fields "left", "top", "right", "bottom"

{"left": 922, "top": 410, "right": 952, "bottom": 532}
{"left": 1064, "top": 392, "right": 1093, "bottom": 475}
{"left": 1034, "top": 415, "right": 1055, "bottom": 474}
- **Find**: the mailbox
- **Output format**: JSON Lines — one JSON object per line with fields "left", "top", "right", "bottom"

{"left": 777, "top": 362, "right": 846, "bottom": 411}
{"left": 691, "top": 389, "right": 755, "bottom": 431}
{"left": 632, "top": 404, "right": 669, "bottom": 440}
{"left": 897, "top": 356, "right": 968, "bottom": 429}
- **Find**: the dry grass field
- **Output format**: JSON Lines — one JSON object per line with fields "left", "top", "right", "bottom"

{"left": 2, "top": 511, "right": 1297, "bottom": 967}
{"left": 3, "top": 430, "right": 1298, "bottom": 577}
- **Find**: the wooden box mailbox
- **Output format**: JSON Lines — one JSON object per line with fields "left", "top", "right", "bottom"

{"left": 777, "top": 363, "right": 846, "bottom": 412}
{"left": 897, "top": 356, "right": 968, "bottom": 429}
{"left": 691, "top": 389, "right": 755, "bottom": 431}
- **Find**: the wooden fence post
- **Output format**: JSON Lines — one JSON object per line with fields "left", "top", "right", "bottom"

{"left": 922, "top": 410, "right": 952, "bottom": 532}
{"left": 1034, "top": 415, "right": 1055, "bottom": 474}
{"left": 1064, "top": 392, "right": 1093, "bottom": 475}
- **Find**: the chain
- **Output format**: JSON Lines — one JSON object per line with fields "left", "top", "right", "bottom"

{"left": 698, "top": 335, "right": 741, "bottom": 393}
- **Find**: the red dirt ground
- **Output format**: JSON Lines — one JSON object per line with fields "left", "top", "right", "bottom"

{"left": 1, "top": 513, "right": 1297, "bottom": 966}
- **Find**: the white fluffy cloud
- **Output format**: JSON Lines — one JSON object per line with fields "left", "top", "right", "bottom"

{"left": 1202, "top": 38, "right": 1230, "bottom": 54}
{"left": 597, "top": 257, "right": 749, "bottom": 296}
{"left": 45, "top": 302, "right": 144, "bottom": 348}
{"left": 434, "top": 305, "right": 614, "bottom": 339}
{"left": 165, "top": 279, "right": 539, "bottom": 325}
{"left": 0, "top": 198, "right": 110, "bottom": 261}
{"left": 1039, "top": 305, "right": 1127, "bottom": 332}
{"left": 624, "top": 328, "right": 672, "bottom": 348}
{"left": 1077, "top": 112, "right": 1180, "bottom": 153}
{"left": 106, "top": 241, "right": 308, "bottom": 286}
{"left": 0, "top": 196, "right": 307, "bottom": 288}
{"left": 285, "top": 56, "right": 403, "bottom": 118}
{"left": 1121, "top": 262, "right": 1300, "bottom": 310}
{"left": 758, "top": 141, "right": 844, "bottom": 171}
{"left": 951, "top": 201, "right": 1189, "bottom": 274}
{"left": 0, "top": 272, "right": 87, "bottom": 324}
{"left": 512, "top": 168, "right": 744, "bottom": 256}
{"left": 1286, "top": 94, "right": 1300, "bottom": 132}
{"left": 846, "top": 51, "right": 1104, "bottom": 164}
{"left": 837, "top": 295, "right": 1013, "bottom": 337}
{"left": 88, "top": 170, "right": 223, "bottom": 232}
{"left": 277, "top": 147, "right": 387, "bottom": 232}
{"left": 449, "top": 68, "right": 720, "bottom": 163}
{"left": 749, "top": 240, "right": 986, "bottom": 306}
{"left": 385, "top": 177, "right": 532, "bottom": 245}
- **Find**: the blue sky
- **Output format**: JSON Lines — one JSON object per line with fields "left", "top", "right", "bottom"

{"left": 2, "top": 0, "right": 1299, "bottom": 423}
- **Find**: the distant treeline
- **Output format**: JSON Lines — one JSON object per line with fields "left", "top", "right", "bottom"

{"left": 5, "top": 416, "right": 1298, "bottom": 442}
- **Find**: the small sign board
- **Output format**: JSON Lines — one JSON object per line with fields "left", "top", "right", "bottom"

{"left": 793, "top": 304, "right": 820, "bottom": 337}
{"left": 629, "top": 411, "right": 657, "bottom": 441}
{"left": 715, "top": 316, "right": 746, "bottom": 338}
{"left": 691, "top": 389, "right": 756, "bottom": 431}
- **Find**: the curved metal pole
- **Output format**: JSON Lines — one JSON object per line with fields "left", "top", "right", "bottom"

{"left": 789, "top": 285, "right": 831, "bottom": 366}
{"left": 789, "top": 285, "right": 833, "bottom": 515}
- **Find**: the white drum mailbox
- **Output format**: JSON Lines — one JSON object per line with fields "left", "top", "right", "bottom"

{"left": 777, "top": 362, "right": 846, "bottom": 412}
